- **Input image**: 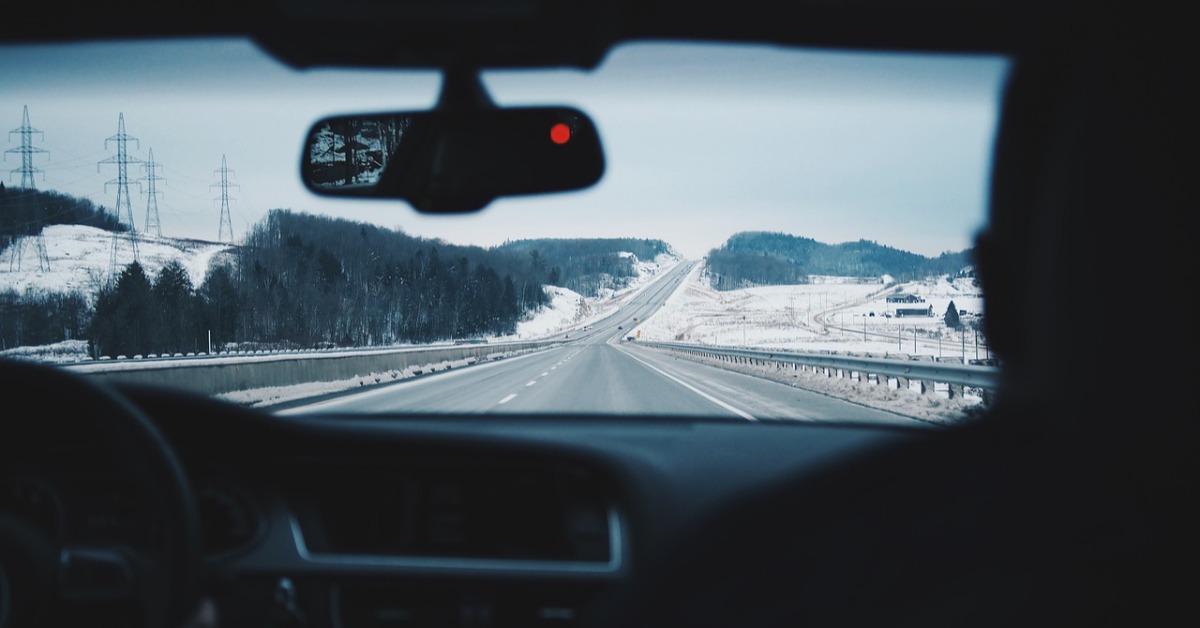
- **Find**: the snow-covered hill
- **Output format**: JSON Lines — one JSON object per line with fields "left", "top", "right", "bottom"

{"left": 501, "top": 250, "right": 684, "bottom": 340}
{"left": 0, "top": 224, "right": 233, "bottom": 296}
{"left": 0, "top": 228, "right": 682, "bottom": 361}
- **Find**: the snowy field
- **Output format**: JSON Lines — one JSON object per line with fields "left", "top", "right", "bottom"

{"left": 634, "top": 260, "right": 990, "bottom": 363}
{"left": 626, "top": 261, "right": 991, "bottom": 423}
{"left": 0, "top": 224, "right": 231, "bottom": 296}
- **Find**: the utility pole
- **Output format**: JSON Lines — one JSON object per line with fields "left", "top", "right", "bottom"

{"left": 99, "top": 112, "right": 143, "bottom": 279}
{"left": 213, "top": 154, "right": 238, "bottom": 243}
{"left": 6, "top": 105, "right": 47, "bottom": 189}
{"left": 140, "top": 148, "right": 164, "bottom": 238}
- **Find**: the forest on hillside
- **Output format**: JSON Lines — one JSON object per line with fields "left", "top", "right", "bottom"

{"left": 497, "top": 237, "right": 674, "bottom": 297}
{"left": 3, "top": 194, "right": 680, "bottom": 356}
{"left": 0, "top": 187, "right": 121, "bottom": 350}
{"left": 85, "top": 210, "right": 555, "bottom": 356}
{"left": 0, "top": 185, "right": 123, "bottom": 244}
{"left": 706, "top": 231, "right": 974, "bottom": 290}
{"left": 229, "top": 210, "right": 549, "bottom": 347}
{"left": 1, "top": 206, "right": 558, "bottom": 355}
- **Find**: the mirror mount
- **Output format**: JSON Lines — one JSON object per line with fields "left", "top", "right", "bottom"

{"left": 436, "top": 66, "right": 496, "bottom": 114}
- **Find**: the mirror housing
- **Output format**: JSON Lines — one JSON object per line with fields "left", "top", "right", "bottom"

{"left": 301, "top": 106, "right": 605, "bottom": 213}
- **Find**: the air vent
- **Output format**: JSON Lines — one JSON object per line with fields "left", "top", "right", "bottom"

{"left": 288, "top": 459, "right": 615, "bottom": 564}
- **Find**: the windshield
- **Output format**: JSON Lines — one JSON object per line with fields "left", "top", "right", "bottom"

{"left": 0, "top": 38, "right": 1008, "bottom": 425}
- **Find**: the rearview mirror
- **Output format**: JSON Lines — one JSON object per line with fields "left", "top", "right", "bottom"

{"left": 301, "top": 107, "right": 605, "bottom": 213}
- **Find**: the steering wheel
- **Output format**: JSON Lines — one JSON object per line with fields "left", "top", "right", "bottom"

{"left": 0, "top": 359, "right": 201, "bottom": 628}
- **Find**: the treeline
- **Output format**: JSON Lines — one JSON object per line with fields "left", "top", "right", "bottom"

{"left": 4, "top": 196, "right": 689, "bottom": 356}
{"left": 706, "top": 231, "right": 973, "bottom": 290}
{"left": 0, "top": 186, "right": 125, "bottom": 352}
{"left": 231, "top": 210, "right": 547, "bottom": 346}
{"left": 4, "top": 204, "right": 558, "bottom": 356}
{"left": 87, "top": 260, "right": 229, "bottom": 358}
{"left": 0, "top": 185, "right": 124, "bottom": 244}
{"left": 85, "top": 209, "right": 554, "bottom": 356}
{"left": 3, "top": 258, "right": 236, "bottom": 358}
{"left": 0, "top": 289, "right": 91, "bottom": 350}
{"left": 496, "top": 238, "right": 675, "bottom": 297}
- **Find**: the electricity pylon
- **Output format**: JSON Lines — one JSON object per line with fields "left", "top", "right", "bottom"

{"left": 5, "top": 105, "right": 47, "bottom": 188}
{"left": 4, "top": 106, "right": 51, "bottom": 271}
{"left": 98, "top": 112, "right": 144, "bottom": 279}
{"left": 140, "top": 148, "right": 164, "bottom": 238}
{"left": 212, "top": 154, "right": 238, "bottom": 243}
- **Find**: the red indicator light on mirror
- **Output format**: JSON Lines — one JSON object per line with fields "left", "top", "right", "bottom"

{"left": 550, "top": 122, "right": 571, "bottom": 145}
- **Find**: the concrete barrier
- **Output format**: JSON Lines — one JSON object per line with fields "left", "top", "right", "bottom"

{"left": 67, "top": 340, "right": 561, "bottom": 397}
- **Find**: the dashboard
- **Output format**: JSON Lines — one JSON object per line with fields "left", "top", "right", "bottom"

{"left": 2, "top": 380, "right": 920, "bottom": 628}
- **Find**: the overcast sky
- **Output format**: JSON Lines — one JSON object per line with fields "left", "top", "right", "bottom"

{"left": 1, "top": 37, "right": 1008, "bottom": 260}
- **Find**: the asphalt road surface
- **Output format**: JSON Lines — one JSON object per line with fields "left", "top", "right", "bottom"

{"left": 280, "top": 262, "right": 919, "bottom": 425}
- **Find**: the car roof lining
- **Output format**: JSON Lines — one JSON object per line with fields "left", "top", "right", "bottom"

{"left": 4, "top": 0, "right": 1086, "bottom": 69}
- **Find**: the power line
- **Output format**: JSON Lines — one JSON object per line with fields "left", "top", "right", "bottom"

{"left": 5, "top": 105, "right": 48, "bottom": 189}
{"left": 98, "top": 112, "right": 143, "bottom": 279}
{"left": 212, "top": 154, "right": 238, "bottom": 244}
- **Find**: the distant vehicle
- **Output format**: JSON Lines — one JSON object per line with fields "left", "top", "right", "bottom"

{"left": 618, "top": 325, "right": 623, "bottom": 330}
{"left": 627, "top": 335, "right": 636, "bottom": 341}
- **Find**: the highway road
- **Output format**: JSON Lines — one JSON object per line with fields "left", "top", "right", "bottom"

{"left": 280, "top": 262, "right": 922, "bottom": 425}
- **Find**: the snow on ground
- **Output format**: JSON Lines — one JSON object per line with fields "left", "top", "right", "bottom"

{"left": 632, "top": 260, "right": 991, "bottom": 424}
{"left": 1, "top": 236, "right": 988, "bottom": 421}
{"left": 0, "top": 224, "right": 232, "bottom": 295}
{"left": 0, "top": 242, "right": 686, "bottom": 404}
{"left": 494, "top": 250, "right": 683, "bottom": 341}
{"left": 207, "top": 254, "right": 685, "bottom": 406}
{"left": 636, "top": 260, "right": 989, "bottom": 362}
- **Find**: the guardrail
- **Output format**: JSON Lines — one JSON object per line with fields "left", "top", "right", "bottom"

{"left": 632, "top": 340, "right": 1000, "bottom": 403}
{"left": 67, "top": 339, "right": 563, "bottom": 398}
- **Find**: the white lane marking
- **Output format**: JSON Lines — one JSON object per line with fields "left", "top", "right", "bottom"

{"left": 541, "top": 372, "right": 549, "bottom": 377}
{"left": 526, "top": 380, "right": 537, "bottom": 387}
{"left": 498, "top": 393, "right": 517, "bottom": 405}
{"left": 276, "top": 347, "right": 560, "bottom": 415}
{"left": 620, "top": 348, "right": 757, "bottom": 421}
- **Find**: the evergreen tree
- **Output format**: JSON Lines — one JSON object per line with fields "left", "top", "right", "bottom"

{"left": 152, "top": 260, "right": 198, "bottom": 354}
{"left": 198, "top": 262, "right": 240, "bottom": 351}
{"left": 89, "top": 261, "right": 154, "bottom": 357}
{"left": 944, "top": 300, "right": 962, "bottom": 329}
